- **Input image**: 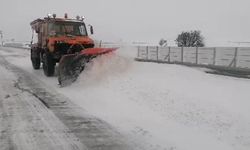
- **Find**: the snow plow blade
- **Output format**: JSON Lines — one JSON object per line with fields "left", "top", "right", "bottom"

{"left": 58, "top": 47, "right": 117, "bottom": 86}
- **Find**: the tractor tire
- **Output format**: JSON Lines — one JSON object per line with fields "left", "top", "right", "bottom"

{"left": 31, "top": 49, "right": 41, "bottom": 69}
{"left": 32, "top": 58, "right": 41, "bottom": 69}
{"left": 43, "top": 52, "right": 55, "bottom": 76}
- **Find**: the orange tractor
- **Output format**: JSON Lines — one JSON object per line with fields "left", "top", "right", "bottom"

{"left": 30, "top": 14, "right": 117, "bottom": 86}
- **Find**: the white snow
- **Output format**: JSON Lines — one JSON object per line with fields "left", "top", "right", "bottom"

{"left": 0, "top": 56, "right": 87, "bottom": 150}
{"left": 1, "top": 47, "right": 250, "bottom": 150}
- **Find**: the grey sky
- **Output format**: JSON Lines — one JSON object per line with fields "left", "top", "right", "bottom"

{"left": 0, "top": 0, "right": 250, "bottom": 46}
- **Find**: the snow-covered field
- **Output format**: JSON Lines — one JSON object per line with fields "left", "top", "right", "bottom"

{"left": 1, "top": 46, "right": 250, "bottom": 150}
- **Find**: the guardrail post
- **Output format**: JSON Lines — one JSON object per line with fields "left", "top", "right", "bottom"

{"left": 196, "top": 47, "right": 199, "bottom": 64}
{"left": 146, "top": 46, "right": 149, "bottom": 60}
{"left": 213, "top": 47, "right": 216, "bottom": 65}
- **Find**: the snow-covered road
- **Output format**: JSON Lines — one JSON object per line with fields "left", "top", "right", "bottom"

{"left": 0, "top": 48, "right": 134, "bottom": 150}
{"left": 1, "top": 46, "right": 250, "bottom": 150}
{"left": 0, "top": 59, "right": 87, "bottom": 150}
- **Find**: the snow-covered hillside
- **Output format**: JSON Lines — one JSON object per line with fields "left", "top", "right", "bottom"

{"left": 1, "top": 47, "right": 250, "bottom": 150}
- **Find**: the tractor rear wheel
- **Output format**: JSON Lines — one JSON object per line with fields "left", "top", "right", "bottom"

{"left": 43, "top": 52, "right": 55, "bottom": 76}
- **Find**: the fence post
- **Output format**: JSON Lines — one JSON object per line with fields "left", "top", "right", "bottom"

{"left": 99, "top": 40, "right": 102, "bottom": 47}
{"left": 156, "top": 46, "right": 159, "bottom": 61}
{"left": 234, "top": 47, "right": 238, "bottom": 67}
{"left": 146, "top": 46, "right": 149, "bottom": 60}
{"left": 181, "top": 47, "right": 184, "bottom": 62}
{"left": 137, "top": 46, "right": 140, "bottom": 58}
{"left": 213, "top": 47, "right": 216, "bottom": 65}
{"left": 196, "top": 47, "right": 199, "bottom": 64}
{"left": 168, "top": 47, "right": 171, "bottom": 62}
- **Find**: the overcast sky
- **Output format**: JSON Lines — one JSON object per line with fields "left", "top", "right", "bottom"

{"left": 0, "top": 0, "right": 250, "bottom": 46}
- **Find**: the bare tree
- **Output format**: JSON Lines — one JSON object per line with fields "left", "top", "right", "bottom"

{"left": 176, "top": 30, "right": 204, "bottom": 47}
{"left": 159, "top": 38, "right": 168, "bottom": 47}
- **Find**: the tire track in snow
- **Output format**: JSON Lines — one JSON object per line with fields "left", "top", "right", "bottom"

{"left": 0, "top": 50, "right": 134, "bottom": 150}
{"left": 0, "top": 55, "right": 86, "bottom": 150}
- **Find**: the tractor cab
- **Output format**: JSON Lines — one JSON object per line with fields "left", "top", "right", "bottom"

{"left": 30, "top": 14, "right": 94, "bottom": 58}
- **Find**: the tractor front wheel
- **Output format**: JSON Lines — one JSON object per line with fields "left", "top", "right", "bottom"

{"left": 43, "top": 52, "right": 55, "bottom": 76}
{"left": 32, "top": 57, "right": 41, "bottom": 70}
{"left": 31, "top": 49, "right": 41, "bottom": 69}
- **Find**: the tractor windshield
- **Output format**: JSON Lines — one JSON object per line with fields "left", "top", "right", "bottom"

{"left": 48, "top": 22, "right": 87, "bottom": 36}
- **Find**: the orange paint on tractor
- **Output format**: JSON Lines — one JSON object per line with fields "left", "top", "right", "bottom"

{"left": 48, "top": 36, "right": 94, "bottom": 45}
{"left": 47, "top": 36, "right": 94, "bottom": 52}
{"left": 81, "top": 47, "right": 117, "bottom": 55}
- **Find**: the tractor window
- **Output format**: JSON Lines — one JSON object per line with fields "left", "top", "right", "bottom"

{"left": 79, "top": 26, "right": 87, "bottom": 36}
{"left": 48, "top": 22, "right": 87, "bottom": 36}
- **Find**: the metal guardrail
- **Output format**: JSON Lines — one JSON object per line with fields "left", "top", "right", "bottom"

{"left": 136, "top": 46, "right": 250, "bottom": 73}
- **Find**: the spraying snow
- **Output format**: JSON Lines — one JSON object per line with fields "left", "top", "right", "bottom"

{"left": 76, "top": 53, "right": 133, "bottom": 87}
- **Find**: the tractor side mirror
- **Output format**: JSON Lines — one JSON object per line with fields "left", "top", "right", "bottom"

{"left": 90, "top": 25, "right": 94, "bottom": 35}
